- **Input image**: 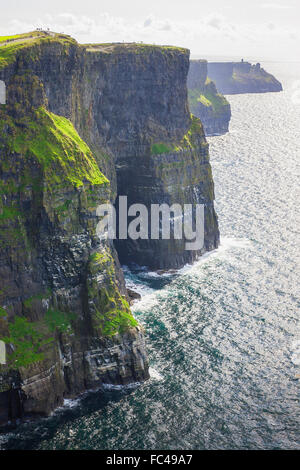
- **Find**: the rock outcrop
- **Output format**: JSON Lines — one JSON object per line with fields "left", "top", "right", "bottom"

{"left": 0, "top": 31, "right": 220, "bottom": 424}
{"left": 187, "top": 60, "right": 231, "bottom": 136}
{"left": 207, "top": 61, "right": 283, "bottom": 94}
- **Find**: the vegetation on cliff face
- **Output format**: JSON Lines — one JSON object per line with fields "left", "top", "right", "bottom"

{"left": 151, "top": 115, "right": 205, "bottom": 155}
{"left": 0, "top": 306, "right": 77, "bottom": 369}
{"left": 0, "top": 107, "right": 109, "bottom": 190}
{"left": 2, "top": 316, "right": 52, "bottom": 368}
{"left": 88, "top": 249, "right": 138, "bottom": 337}
{"left": 187, "top": 61, "right": 231, "bottom": 136}
{"left": 188, "top": 80, "right": 229, "bottom": 115}
{"left": 0, "top": 30, "right": 223, "bottom": 420}
{"left": 0, "top": 77, "right": 136, "bottom": 372}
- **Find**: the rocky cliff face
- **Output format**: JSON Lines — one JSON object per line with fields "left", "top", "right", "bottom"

{"left": 187, "top": 60, "right": 231, "bottom": 136}
{"left": 79, "top": 45, "right": 219, "bottom": 269}
{"left": 0, "top": 33, "right": 149, "bottom": 426}
{"left": 207, "top": 61, "right": 283, "bottom": 94}
{"left": 0, "top": 31, "right": 219, "bottom": 424}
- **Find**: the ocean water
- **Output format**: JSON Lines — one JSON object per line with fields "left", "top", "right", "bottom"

{"left": 1, "top": 62, "right": 299, "bottom": 450}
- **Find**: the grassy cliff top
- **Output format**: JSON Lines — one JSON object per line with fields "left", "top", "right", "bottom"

{"left": 0, "top": 30, "right": 76, "bottom": 45}
{"left": 0, "top": 31, "right": 77, "bottom": 68}
{"left": 190, "top": 59, "right": 207, "bottom": 63}
{"left": 0, "top": 32, "right": 188, "bottom": 68}
{"left": 83, "top": 42, "right": 188, "bottom": 55}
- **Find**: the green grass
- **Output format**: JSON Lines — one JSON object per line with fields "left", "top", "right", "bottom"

{"left": 2, "top": 107, "right": 109, "bottom": 189}
{"left": 45, "top": 309, "right": 75, "bottom": 334}
{"left": 2, "top": 316, "right": 53, "bottom": 368}
{"left": 0, "top": 206, "right": 20, "bottom": 221}
{"left": 0, "top": 307, "right": 7, "bottom": 318}
{"left": 0, "top": 32, "right": 186, "bottom": 69}
{"left": 0, "top": 33, "right": 35, "bottom": 43}
{"left": 95, "top": 297, "right": 138, "bottom": 337}
{"left": 1, "top": 306, "right": 76, "bottom": 368}
{"left": 0, "top": 31, "right": 76, "bottom": 69}
{"left": 23, "top": 290, "right": 52, "bottom": 308}
{"left": 151, "top": 143, "right": 174, "bottom": 155}
{"left": 202, "top": 91, "right": 228, "bottom": 112}
{"left": 151, "top": 115, "right": 204, "bottom": 156}
{"left": 188, "top": 88, "right": 229, "bottom": 113}
{"left": 88, "top": 251, "right": 139, "bottom": 337}
{"left": 85, "top": 42, "right": 187, "bottom": 55}
{"left": 197, "top": 94, "right": 211, "bottom": 107}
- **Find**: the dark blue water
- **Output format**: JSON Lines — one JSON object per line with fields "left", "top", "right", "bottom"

{"left": 1, "top": 62, "right": 299, "bottom": 450}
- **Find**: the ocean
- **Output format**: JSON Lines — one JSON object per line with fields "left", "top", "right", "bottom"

{"left": 1, "top": 61, "right": 299, "bottom": 450}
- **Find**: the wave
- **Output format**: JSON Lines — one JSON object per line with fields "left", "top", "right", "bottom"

{"left": 127, "top": 236, "right": 252, "bottom": 310}
{"left": 149, "top": 367, "right": 164, "bottom": 382}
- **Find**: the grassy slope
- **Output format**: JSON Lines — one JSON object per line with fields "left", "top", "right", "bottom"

{"left": 188, "top": 79, "right": 229, "bottom": 114}
{"left": 0, "top": 107, "right": 109, "bottom": 189}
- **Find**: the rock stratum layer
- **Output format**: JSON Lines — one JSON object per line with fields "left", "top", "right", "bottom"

{"left": 187, "top": 60, "right": 231, "bottom": 136}
{"left": 207, "top": 61, "right": 283, "bottom": 95}
{"left": 0, "top": 31, "right": 219, "bottom": 424}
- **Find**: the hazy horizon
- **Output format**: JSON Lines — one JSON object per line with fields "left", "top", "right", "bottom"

{"left": 0, "top": 0, "right": 299, "bottom": 62}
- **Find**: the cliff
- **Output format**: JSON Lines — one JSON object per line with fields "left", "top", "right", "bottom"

{"left": 80, "top": 44, "right": 219, "bottom": 269}
{"left": 187, "top": 60, "right": 231, "bottom": 136}
{"left": 0, "top": 32, "right": 149, "bottom": 425}
{"left": 207, "top": 61, "right": 283, "bottom": 94}
{"left": 0, "top": 31, "right": 219, "bottom": 424}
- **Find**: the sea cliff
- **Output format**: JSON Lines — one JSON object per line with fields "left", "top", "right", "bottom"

{"left": 0, "top": 31, "right": 219, "bottom": 424}
{"left": 207, "top": 61, "right": 283, "bottom": 94}
{"left": 187, "top": 60, "right": 231, "bottom": 136}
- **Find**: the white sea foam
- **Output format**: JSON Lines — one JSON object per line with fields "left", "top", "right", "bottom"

{"left": 58, "top": 382, "right": 142, "bottom": 411}
{"left": 131, "top": 290, "right": 160, "bottom": 312}
{"left": 128, "top": 236, "right": 252, "bottom": 310}
{"left": 177, "top": 237, "right": 252, "bottom": 277}
{"left": 149, "top": 367, "right": 164, "bottom": 382}
{"left": 102, "top": 382, "right": 141, "bottom": 391}
{"left": 0, "top": 433, "right": 10, "bottom": 447}
{"left": 62, "top": 398, "right": 82, "bottom": 409}
{"left": 220, "top": 237, "right": 252, "bottom": 250}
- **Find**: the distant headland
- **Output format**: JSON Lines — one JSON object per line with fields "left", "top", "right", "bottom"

{"left": 207, "top": 60, "right": 283, "bottom": 94}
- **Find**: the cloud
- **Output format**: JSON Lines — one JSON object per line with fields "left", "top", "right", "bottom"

{"left": 144, "top": 16, "right": 153, "bottom": 28}
{"left": 1, "top": 11, "right": 298, "bottom": 60}
{"left": 261, "top": 3, "right": 292, "bottom": 9}
{"left": 205, "top": 14, "right": 223, "bottom": 30}
{"left": 143, "top": 15, "right": 173, "bottom": 32}
{"left": 159, "top": 21, "right": 172, "bottom": 31}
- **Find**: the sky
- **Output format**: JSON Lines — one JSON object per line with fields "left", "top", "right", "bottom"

{"left": 0, "top": 0, "right": 299, "bottom": 61}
